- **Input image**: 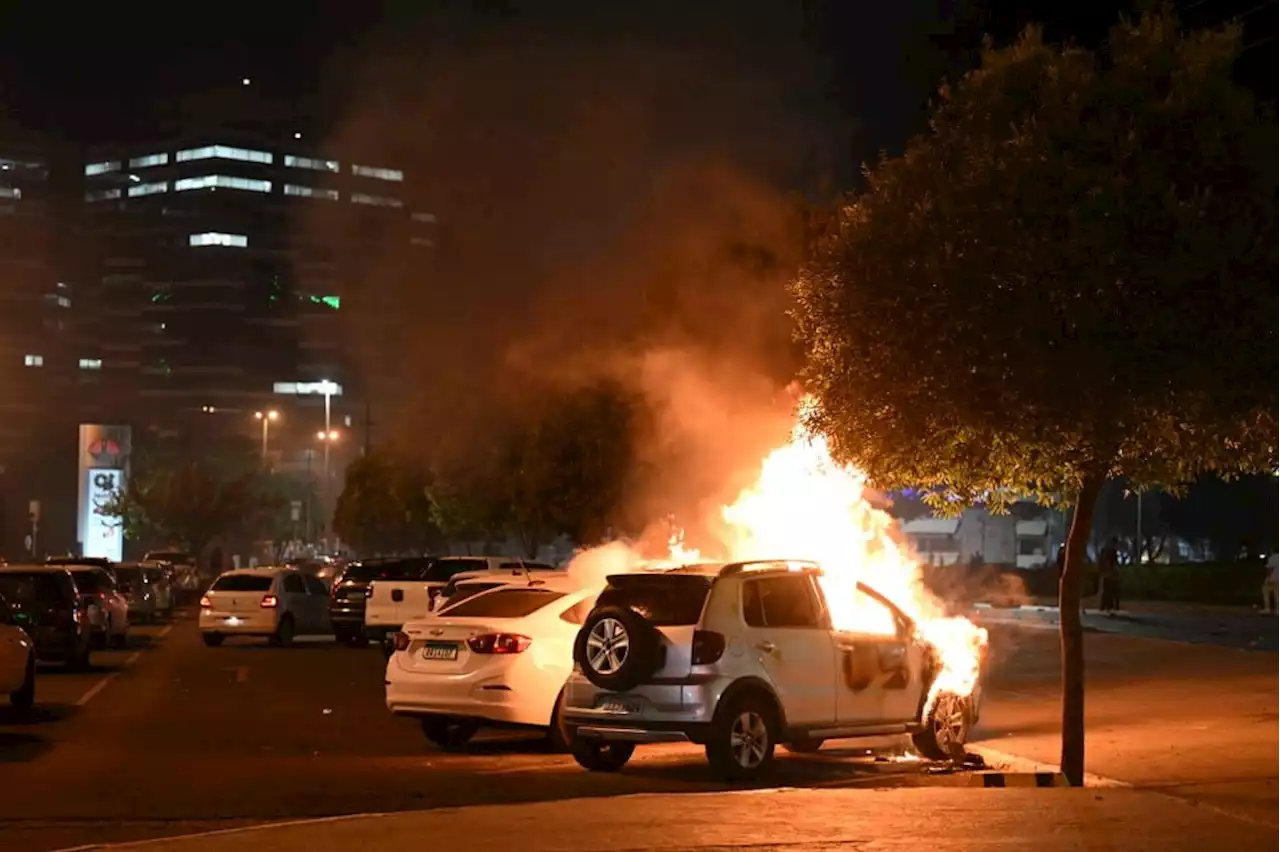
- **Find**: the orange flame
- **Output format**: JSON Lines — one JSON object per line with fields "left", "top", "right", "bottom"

{"left": 669, "top": 398, "right": 988, "bottom": 717}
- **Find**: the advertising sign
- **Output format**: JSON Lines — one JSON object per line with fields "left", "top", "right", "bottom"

{"left": 77, "top": 424, "right": 132, "bottom": 560}
{"left": 84, "top": 469, "right": 124, "bottom": 561}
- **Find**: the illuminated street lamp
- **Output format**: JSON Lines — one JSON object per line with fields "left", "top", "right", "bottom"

{"left": 255, "top": 409, "right": 280, "bottom": 464}
{"left": 316, "top": 427, "right": 340, "bottom": 546}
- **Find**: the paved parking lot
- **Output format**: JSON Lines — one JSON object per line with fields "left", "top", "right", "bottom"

{"left": 1, "top": 612, "right": 1274, "bottom": 850}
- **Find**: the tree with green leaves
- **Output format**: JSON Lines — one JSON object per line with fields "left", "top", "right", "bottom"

{"left": 497, "top": 380, "right": 643, "bottom": 555}
{"left": 792, "top": 13, "right": 1276, "bottom": 785}
{"left": 333, "top": 452, "right": 442, "bottom": 555}
{"left": 103, "top": 460, "right": 281, "bottom": 567}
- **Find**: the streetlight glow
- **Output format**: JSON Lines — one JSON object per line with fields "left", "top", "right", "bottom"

{"left": 255, "top": 410, "right": 280, "bottom": 465}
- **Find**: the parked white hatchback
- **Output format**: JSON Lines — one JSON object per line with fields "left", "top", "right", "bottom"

{"left": 199, "top": 568, "right": 331, "bottom": 647}
{"left": 385, "top": 575, "right": 598, "bottom": 749}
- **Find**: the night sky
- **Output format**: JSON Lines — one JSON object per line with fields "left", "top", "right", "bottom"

{"left": 1, "top": 0, "right": 1272, "bottom": 433}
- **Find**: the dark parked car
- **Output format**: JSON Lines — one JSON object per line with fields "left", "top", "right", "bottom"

{"left": 328, "top": 557, "right": 433, "bottom": 646}
{"left": 0, "top": 566, "right": 93, "bottom": 668}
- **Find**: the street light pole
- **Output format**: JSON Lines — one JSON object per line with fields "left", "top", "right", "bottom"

{"left": 323, "top": 384, "right": 333, "bottom": 546}
{"left": 254, "top": 410, "right": 279, "bottom": 467}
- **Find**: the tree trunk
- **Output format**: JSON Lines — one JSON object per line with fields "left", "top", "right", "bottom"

{"left": 1060, "top": 474, "right": 1104, "bottom": 786}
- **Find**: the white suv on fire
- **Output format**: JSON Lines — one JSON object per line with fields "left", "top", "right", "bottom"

{"left": 561, "top": 561, "right": 982, "bottom": 779}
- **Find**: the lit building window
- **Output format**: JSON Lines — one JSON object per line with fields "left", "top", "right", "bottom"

{"left": 23, "top": 354, "right": 43, "bottom": 367}
{"left": 85, "top": 160, "right": 121, "bottom": 176}
{"left": 351, "top": 193, "right": 403, "bottom": 208}
{"left": 0, "top": 186, "right": 20, "bottom": 199}
{"left": 176, "top": 145, "right": 273, "bottom": 165}
{"left": 352, "top": 164, "right": 404, "bottom": 182}
{"left": 284, "top": 154, "right": 340, "bottom": 172}
{"left": 129, "top": 152, "right": 169, "bottom": 168}
{"left": 189, "top": 232, "right": 249, "bottom": 247}
{"left": 127, "top": 181, "right": 169, "bottom": 197}
{"left": 284, "top": 184, "right": 339, "bottom": 200}
{"left": 85, "top": 188, "right": 122, "bottom": 202}
{"left": 79, "top": 358, "right": 103, "bottom": 370}
{"left": 174, "top": 175, "right": 272, "bottom": 193}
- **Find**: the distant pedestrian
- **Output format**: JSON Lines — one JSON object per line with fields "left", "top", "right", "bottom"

{"left": 1098, "top": 538, "right": 1121, "bottom": 614}
{"left": 1263, "top": 554, "right": 1278, "bottom": 614}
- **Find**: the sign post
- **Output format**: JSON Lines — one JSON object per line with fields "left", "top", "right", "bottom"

{"left": 77, "top": 425, "right": 132, "bottom": 562}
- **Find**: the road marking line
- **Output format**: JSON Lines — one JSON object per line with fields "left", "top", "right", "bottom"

{"left": 157, "top": 624, "right": 173, "bottom": 638}
{"left": 53, "top": 812, "right": 391, "bottom": 851}
{"left": 966, "top": 744, "right": 1129, "bottom": 788}
{"left": 75, "top": 674, "right": 118, "bottom": 707}
{"left": 235, "top": 665, "right": 248, "bottom": 683}
{"left": 73, "top": 636, "right": 156, "bottom": 707}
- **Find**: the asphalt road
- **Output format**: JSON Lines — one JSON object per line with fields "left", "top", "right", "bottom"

{"left": 0, "top": 611, "right": 1274, "bottom": 851}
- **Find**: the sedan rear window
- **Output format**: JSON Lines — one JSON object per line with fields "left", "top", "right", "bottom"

{"left": 441, "top": 588, "right": 566, "bottom": 618}
{"left": 440, "top": 582, "right": 504, "bottom": 608}
{"left": 0, "top": 573, "right": 67, "bottom": 604}
{"left": 341, "top": 559, "right": 431, "bottom": 583}
{"left": 210, "top": 575, "right": 274, "bottom": 592}
{"left": 70, "top": 570, "right": 112, "bottom": 592}
{"left": 596, "top": 575, "right": 713, "bottom": 626}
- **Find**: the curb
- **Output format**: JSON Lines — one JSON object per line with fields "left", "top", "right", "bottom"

{"left": 920, "top": 770, "right": 1071, "bottom": 787}
{"left": 967, "top": 744, "right": 1131, "bottom": 789}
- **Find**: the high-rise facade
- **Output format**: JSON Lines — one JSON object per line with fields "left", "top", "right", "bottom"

{"left": 0, "top": 131, "right": 80, "bottom": 556}
{"left": 79, "top": 131, "right": 435, "bottom": 447}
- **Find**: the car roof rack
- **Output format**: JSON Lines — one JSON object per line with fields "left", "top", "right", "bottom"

{"left": 717, "top": 559, "right": 822, "bottom": 577}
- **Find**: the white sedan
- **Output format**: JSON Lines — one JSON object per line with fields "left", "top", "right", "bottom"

{"left": 385, "top": 575, "right": 597, "bottom": 749}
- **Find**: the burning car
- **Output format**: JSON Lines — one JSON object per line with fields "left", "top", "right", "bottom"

{"left": 560, "top": 560, "right": 985, "bottom": 779}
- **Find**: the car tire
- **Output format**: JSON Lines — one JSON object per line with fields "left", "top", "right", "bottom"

{"left": 706, "top": 691, "right": 778, "bottom": 781}
{"left": 784, "top": 737, "right": 825, "bottom": 754}
{"left": 911, "top": 691, "right": 971, "bottom": 761}
{"left": 420, "top": 716, "right": 481, "bottom": 750}
{"left": 10, "top": 654, "right": 35, "bottom": 713}
{"left": 569, "top": 737, "right": 635, "bottom": 772}
{"left": 202, "top": 633, "right": 225, "bottom": 647}
{"left": 270, "top": 616, "right": 295, "bottom": 648}
{"left": 69, "top": 636, "right": 92, "bottom": 671}
{"left": 573, "top": 605, "right": 661, "bottom": 693}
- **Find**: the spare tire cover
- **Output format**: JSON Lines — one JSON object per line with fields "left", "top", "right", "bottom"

{"left": 574, "top": 605, "right": 662, "bottom": 692}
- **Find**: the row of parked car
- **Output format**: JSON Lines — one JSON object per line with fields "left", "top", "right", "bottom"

{"left": 187, "top": 552, "right": 985, "bottom": 780}
{"left": 222, "top": 553, "right": 984, "bottom": 780}
{"left": 0, "top": 553, "right": 192, "bottom": 712}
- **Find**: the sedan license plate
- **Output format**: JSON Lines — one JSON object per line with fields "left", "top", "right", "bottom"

{"left": 597, "top": 697, "right": 640, "bottom": 715}
{"left": 421, "top": 642, "right": 459, "bottom": 661}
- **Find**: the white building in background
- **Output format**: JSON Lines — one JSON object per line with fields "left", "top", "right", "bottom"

{"left": 902, "top": 506, "right": 1065, "bottom": 569}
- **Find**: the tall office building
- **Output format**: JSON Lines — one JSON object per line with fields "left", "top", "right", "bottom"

{"left": 79, "top": 130, "right": 436, "bottom": 449}
{"left": 0, "top": 129, "right": 79, "bottom": 555}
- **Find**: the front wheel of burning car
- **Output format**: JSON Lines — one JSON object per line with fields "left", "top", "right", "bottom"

{"left": 912, "top": 691, "right": 971, "bottom": 761}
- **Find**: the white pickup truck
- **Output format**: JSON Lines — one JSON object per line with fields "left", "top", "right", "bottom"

{"left": 364, "top": 556, "right": 559, "bottom": 648}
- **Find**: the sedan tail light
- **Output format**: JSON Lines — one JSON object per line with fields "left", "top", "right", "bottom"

{"left": 392, "top": 631, "right": 411, "bottom": 652}
{"left": 260, "top": 594, "right": 279, "bottom": 608}
{"left": 691, "top": 630, "right": 726, "bottom": 665}
{"left": 199, "top": 595, "right": 212, "bottom": 608}
{"left": 466, "top": 633, "right": 531, "bottom": 654}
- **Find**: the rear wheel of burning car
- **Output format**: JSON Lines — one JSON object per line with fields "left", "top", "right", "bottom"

{"left": 912, "top": 691, "right": 971, "bottom": 761}
{"left": 706, "top": 691, "right": 778, "bottom": 780}
{"left": 569, "top": 737, "right": 635, "bottom": 772}
{"left": 573, "top": 605, "right": 662, "bottom": 693}
{"left": 420, "top": 716, "right": 481, "bottom": 750}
